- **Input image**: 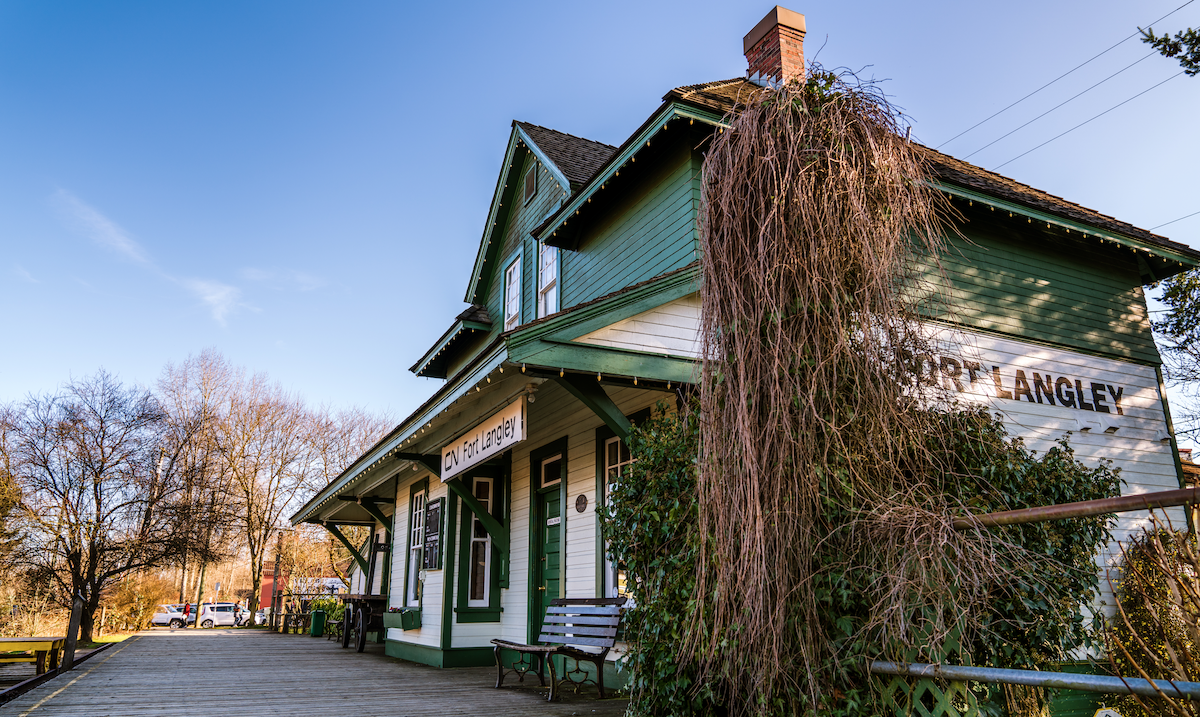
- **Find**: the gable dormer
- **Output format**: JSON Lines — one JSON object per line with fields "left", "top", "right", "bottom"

{"left": 412, "top": 122, "right": 615, "bottom": 380}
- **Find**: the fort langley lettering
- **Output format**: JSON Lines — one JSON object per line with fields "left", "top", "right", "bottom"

{"left": 914, "top": 353, "right": 1125, "bottom": 415}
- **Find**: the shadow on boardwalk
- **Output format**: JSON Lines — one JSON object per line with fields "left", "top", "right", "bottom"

{"left": 0, "top": 628, "right": 631, "bottom": 716}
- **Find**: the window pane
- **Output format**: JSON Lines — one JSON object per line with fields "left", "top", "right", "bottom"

{"left": 473, "top": 517, "right": 487, "bottom": 539}
{"left": 542, "top": 457, "right": 561, "bottom": 486}
{"left": 475, "top": 481, "right": 490, "bottom": 502}
{"left": 607, "top": 440, "right": 618, "bottom": 466}
{"left": 469, "top": 542, "right": 488, "bottom": 601}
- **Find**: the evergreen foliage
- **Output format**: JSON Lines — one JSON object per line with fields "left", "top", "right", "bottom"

{"left": 1142, "top": 26, "right": 1200, "bottom": 77}
{"left": 603, "top": 403, "right": 1119, "bottom": 716}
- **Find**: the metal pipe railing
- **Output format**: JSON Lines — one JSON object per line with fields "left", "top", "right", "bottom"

{"left": 951, "top": 487, "right": 1200, "bottom": 530}
{"left": 871, "top": 661, "right": 1200, "bottom": 699}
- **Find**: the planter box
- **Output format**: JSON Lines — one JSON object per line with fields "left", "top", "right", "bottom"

{"left": 383, "top": 610, "right": 421, "bottom": 630}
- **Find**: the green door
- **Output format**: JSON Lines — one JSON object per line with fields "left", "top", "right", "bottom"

{"left": 533, "top": 454, "right": 563, "bottom": 640}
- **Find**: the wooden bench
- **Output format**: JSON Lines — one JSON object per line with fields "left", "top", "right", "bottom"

{"left": 491, "top": 597, "right": 626, "bottom": 701}
{"left": 0, "top": 637, "right": 66, "bottom": 675}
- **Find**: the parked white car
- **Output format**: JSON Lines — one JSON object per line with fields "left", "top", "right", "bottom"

{"left": 197, "top": 602, "right": 247, "bottom": 628}
{"left": 150, "top": 604, "right": 195, "bottom": 628}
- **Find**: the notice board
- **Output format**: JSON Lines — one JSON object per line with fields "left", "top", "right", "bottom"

{"left": 422, "top": 498, "right": 443, "bottom": 570}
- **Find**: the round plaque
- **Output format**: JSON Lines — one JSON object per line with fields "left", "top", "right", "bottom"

{"left": 575, "top": 494, "right": 588, "bottom": 513}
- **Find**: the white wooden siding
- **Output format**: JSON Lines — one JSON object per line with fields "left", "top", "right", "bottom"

{"left": 924, "top": 327, "right": 1184, "bottom": 611}
{"left": 574, "top": 293, "right": 701, "bottom": 358}
{"left": 385, "top": 472, "right": 445, "bottom": 649}
{"left": 451, "top": 381, "right": 666, "bottom": 651}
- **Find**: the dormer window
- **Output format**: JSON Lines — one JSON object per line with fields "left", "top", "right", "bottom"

{"left": 504, "top": 257, "right": 521, "bottom": 330}
{"left": 523, "top": 164, "right": 537, "bottom": 205}
{"left": 538, "top": 241, "right": 558, "bottom": 317}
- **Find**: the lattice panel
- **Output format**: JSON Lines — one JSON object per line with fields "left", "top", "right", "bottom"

{"left": 880, "top": 676, "right": 981, "bottom": 717}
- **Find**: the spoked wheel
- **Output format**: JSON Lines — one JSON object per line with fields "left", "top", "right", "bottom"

{"left": 201, "top": 619, "right": 214, "bottom": 629}
{"left": 169, "top": 619, "right": 183, "bottom": 628}
{"left": 341, "top": 607, "right": 354, "bottom": 649}
{"left": 355, "top": 607, "right": 367, "bottom": 653}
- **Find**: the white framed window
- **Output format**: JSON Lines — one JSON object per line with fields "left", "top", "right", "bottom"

{"left": 467, "top": 477, "right": 493, "bottom": 607}
{"left": 407, "top": 492, "right": 425, "bottom": 607}
{"left": 504, "top": 258, "right": 521, "bottom": 331}
{"left": 538, "top": 242, "right": 558, "bottom": 318}
{"left": 604, "top": 436, "right": 633, "bottom": 598}
{"left": 524, "top": 164, "right": 537, "bottom": 204}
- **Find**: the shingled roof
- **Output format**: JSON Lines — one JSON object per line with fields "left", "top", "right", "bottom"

{"left": 516, "top": 121, "right": 617, "bottom": 189}
{"left": 663, "top": 78, "right": 1198, "bottom": 259}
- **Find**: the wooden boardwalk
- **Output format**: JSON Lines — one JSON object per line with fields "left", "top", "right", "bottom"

{"left": 0, "top": 629, "right": 630, "bottom": 716}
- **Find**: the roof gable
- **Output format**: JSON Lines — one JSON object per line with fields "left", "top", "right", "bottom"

{"left": 463, "top": 122, "right": 615, "bottom": 306}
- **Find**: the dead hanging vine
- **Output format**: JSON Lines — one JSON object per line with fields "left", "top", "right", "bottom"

{"left": 692, "top": 68, "right": 1044, "bottom": 714}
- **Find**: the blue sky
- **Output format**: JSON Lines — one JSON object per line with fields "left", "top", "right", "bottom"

{"left": 3, "top": 0, "right": 1199, "bottom": 428}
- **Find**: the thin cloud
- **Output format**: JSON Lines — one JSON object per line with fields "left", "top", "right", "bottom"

{"left": 52, "top": 189, "right": 150, "bottom": 265}
{"left": 180, "top": 278, "right": 243, "bottom": 326}
{"left": 52, "top": 189, "right": 247, "bottom": 325}
{"left": 240, "top": 267, "right": 326, "bottom": 292}
{"left": 14, "top": 265, "right": 38, "bottom": 283}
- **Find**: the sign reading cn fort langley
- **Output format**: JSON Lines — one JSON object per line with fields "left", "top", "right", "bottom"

{"left": 440, "top": 398, "right": 525, "bottom": 481}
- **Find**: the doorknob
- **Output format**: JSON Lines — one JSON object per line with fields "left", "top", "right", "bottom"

{"left": 538, "top": 586, "right": 546, "bottom": 591}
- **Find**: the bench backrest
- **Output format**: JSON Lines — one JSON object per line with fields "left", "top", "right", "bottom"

{"left": 538, "top": 598, "right": 627, "bottom": 652}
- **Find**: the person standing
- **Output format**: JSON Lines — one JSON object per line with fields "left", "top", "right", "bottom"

{"left": 182, "top": 602, "right": 191, "bottom": 627}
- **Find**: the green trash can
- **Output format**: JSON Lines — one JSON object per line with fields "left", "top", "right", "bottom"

{"left": 309, "top": 609, "right": 326, "bottom": 637}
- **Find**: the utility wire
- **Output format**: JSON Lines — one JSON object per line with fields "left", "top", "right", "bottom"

{"left": 992, "top": 71, "right": 1184, "bottom": 171}
{"left": 962, "top": 52, "right": 1156, "bottom": 160}
{"left": 1152, "top": 210, "right": 1200, "bottom": 231}
{"left": 936, "top": 0, "right": 1196, "bottom": 150}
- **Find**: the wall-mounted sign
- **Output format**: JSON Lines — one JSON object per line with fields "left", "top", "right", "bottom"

{"left": 441, "top": 398, "right": 525, "bottom": 481}
{"left": 422, "top": 498, "right": 443, "bottom": 570}
{"left": 575, "top": 494, "right": 588, "bottom": 513}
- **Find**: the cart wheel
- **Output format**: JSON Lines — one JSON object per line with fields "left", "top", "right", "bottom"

{"left": 355, "top": 608, "right": 367, "bottom": 653}
{"left": 341, "top": 608, "right": 353, "bottom": 649}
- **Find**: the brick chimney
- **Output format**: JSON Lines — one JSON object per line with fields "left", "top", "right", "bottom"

{"left": 744, "top": 6, "right": 806, "bottom": 86}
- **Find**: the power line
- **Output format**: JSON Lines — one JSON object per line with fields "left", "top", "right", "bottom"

{"left": 992, "top": 71, "right": 1184, "bottom": 171}
{"left": 936, "top": 0, "right": 1196, "bottom": 150}
{"left": 1152, "top": 210, "right": 1200, "bottom": 231}
{"left": 962, "top": 52, "right": 1156, "bottom": 160}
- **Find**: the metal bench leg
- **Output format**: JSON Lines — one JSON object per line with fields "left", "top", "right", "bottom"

{"left": 594, "top": 658, "right": 606, "bottom": 698}
{"left": 546, "top": 654, "right": 559, "bottom": 702}
{"left": 494, "top": 645, "right": 505, "bottom": 689}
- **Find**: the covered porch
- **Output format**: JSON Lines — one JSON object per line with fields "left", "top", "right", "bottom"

{"left": 0, "top": 629, "right": 630, "bottom": 716}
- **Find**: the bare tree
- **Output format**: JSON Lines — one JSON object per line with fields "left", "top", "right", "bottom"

{"left": 308, "top": 406, "right": 393, "bottom": 583}
{"left": 0, "top": 371, "right": 201, "bottom": 642}
{"left": 157, "top": 350, "right": 239, "bottom": 608}
{"left": 214, "top": 372, "right": 315, "bottom": 616}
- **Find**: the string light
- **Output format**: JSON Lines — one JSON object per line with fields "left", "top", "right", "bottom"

{"left": 560, "top": 369, "right": 564, "bottom": 377}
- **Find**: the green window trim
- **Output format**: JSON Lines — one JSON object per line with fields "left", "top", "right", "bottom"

{"left": 403, "top": 478, "right": 430, "bottom": 609}
{"left": 594, "top": 408, "right": 651, "bottom": 599}
{"left": 455, "top": 457, "right": 511, "bottom": 623}
{"left": 528, "top": 436, "right": 569, "bottom": 644}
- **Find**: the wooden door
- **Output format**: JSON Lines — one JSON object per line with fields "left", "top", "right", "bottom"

{"left": 534, "top": 454, "right": 563, "bottom": 638}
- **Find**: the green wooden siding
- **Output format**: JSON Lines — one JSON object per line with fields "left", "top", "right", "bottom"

{"left": 485, "top": 154, "right": 569, "bottom": 339}
{"left": 923, "top": 227, "right": 1161, "bottom": 365}
{"left": 561, "top": 142, "right": 700, "bottom": 308}
{"left": 1045, "top": 662, "right": 1113, "bottom": 717}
